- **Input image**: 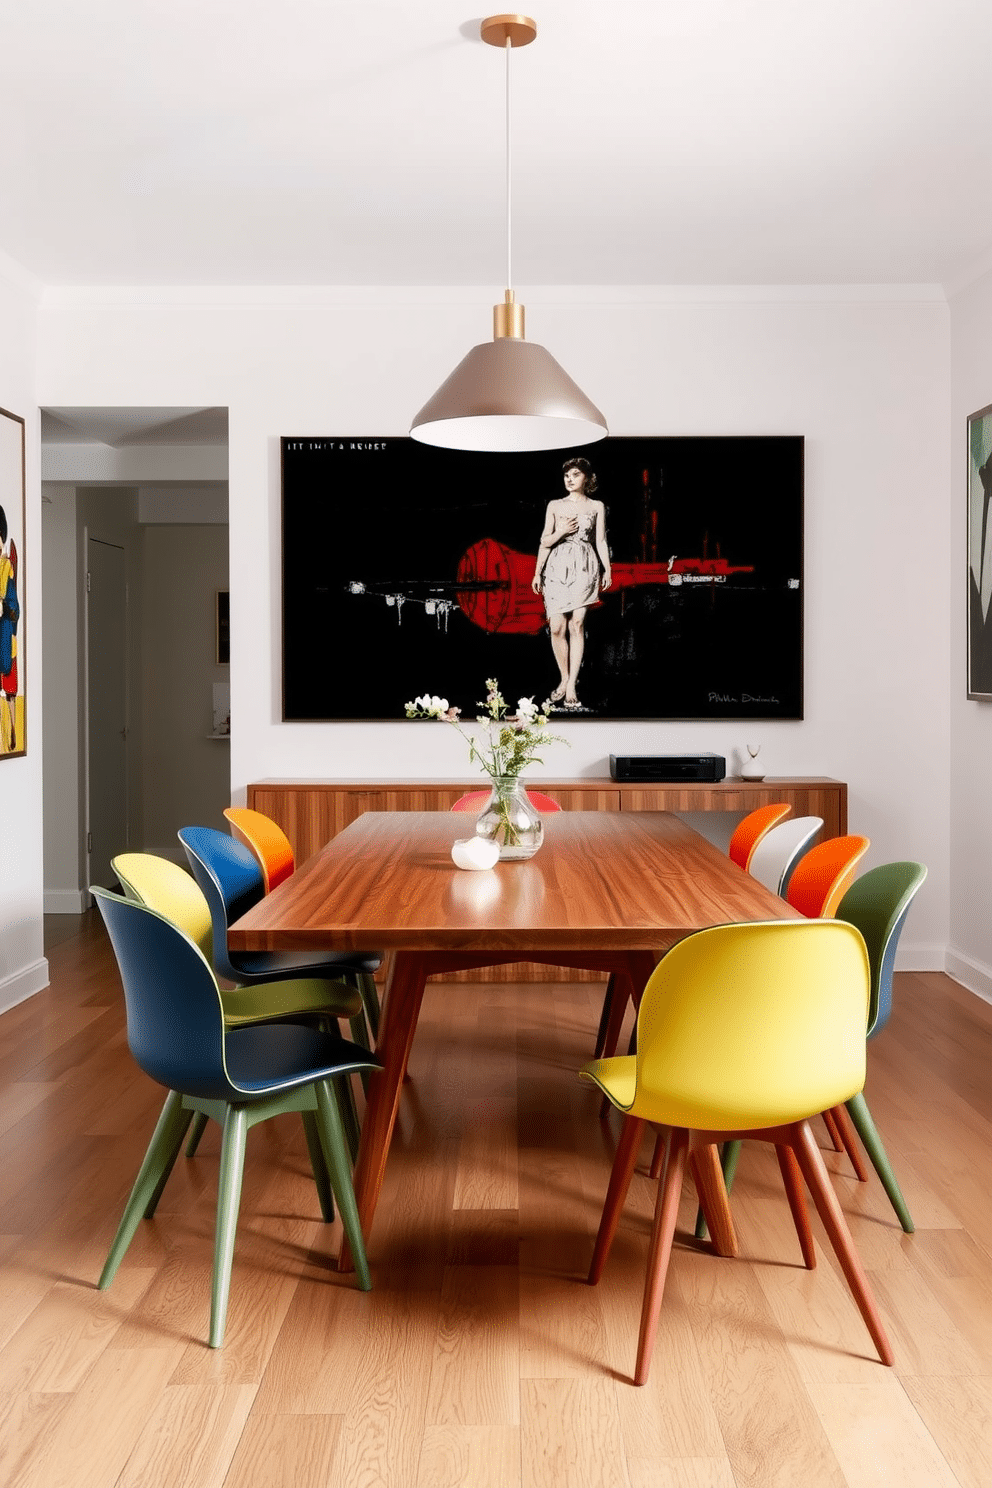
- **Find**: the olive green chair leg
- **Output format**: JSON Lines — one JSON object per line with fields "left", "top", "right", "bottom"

{"left": 334, "top": 1072, "right": 362, "bottom": 1163}
{"left": 145, "top": 1105, "right": 197, "bottom": 1217}
{"left": 694, "top": 1140, "right": 742, "bottom": 1240}
{"left": 210, "top": 1106, "right": 249, "bottom": 1348}
{"left": 100, "top": 1091, "right": 191, "bottom": 1288}
{"left": 315, "top": 1080, "right": 372, "bottom": 1292}
{"left": 185, "top": 1110, "right": 210, "bottom": 1158}
{"left": 358, "top": 971, "right": 381, "bottom": 1041}
{"left": 347, "top": 1010, "right": 375, "bottom": 1098}
{"left": 301, "top": 1109, "right": 335, "bottom": 1222}
{"left": 845, "top": 1090, "right": 914, "bottom": 1233}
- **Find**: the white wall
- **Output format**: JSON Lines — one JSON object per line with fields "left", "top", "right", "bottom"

{"left": 948, "top": 267, "right": 992, "bottom": 1001}
{"left": 0, "top": 260, "right": 46, "bottom": 1011}
{"left": 36, "top": 285, "right": 951, "bottom": 965}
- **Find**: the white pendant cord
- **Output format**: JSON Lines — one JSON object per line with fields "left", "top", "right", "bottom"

{"left": 505, "top": 35, "right": 512, "bottom": 295}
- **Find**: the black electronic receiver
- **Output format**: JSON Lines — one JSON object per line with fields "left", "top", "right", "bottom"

{"left": 609, "top": 754, "right": 727, "bottom": 783}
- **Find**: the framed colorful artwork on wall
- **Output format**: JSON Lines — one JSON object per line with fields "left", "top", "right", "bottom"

{"left": 281, "top": 435, "right": 804, "bottom": 722}
{"left": 0, "top": 406, "right": 25, "bottom": 759}
{"left": 967, "top": 403, "right": 992, "bottom": 700}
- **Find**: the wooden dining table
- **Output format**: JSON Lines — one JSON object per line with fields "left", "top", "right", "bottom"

{"left": 228, "top": 809, "right": 799, "bottom": 1269}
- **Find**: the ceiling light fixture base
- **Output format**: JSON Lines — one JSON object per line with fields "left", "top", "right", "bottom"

{"left": 480, "top": 14, "right": 537, "bottom": 48}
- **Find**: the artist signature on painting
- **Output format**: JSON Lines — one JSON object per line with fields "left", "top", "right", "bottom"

{"left": 708, "top": 692, "right": 781, "bottom": 706}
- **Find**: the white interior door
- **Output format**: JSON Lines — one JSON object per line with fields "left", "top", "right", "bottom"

{"left": 86, "top": 536, "right": 128, "bottom": 889}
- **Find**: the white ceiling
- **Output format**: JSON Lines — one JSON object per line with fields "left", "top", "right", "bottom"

{"left": 4, "top": 1, "right": 992, "bottom": 290}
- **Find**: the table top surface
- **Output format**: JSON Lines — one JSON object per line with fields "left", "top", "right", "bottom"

{"left": 228, "top": 810, "right": 797, "bottom": 954}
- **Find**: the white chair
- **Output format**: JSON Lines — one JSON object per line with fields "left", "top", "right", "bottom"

{"left": 748, "top": 815, "right": 823, "bottom": 896}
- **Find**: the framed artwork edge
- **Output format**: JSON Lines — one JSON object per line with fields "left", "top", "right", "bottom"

{"left": 0, "top": 404, "right": 26, "bottom": 760}
{"left": 967, "top": 402, "right": 992, "bottom": 701}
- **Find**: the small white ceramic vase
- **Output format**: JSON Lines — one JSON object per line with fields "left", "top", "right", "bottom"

{"left": 740, "top": 743, "right": 765, "bottom": 781}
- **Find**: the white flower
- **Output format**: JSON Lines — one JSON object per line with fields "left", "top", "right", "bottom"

{"left": 516, "top": 696, "right": 539, "bottom": 723}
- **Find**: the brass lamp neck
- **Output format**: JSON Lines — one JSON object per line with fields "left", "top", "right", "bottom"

{"left": 494, "top": 289, "right": 525, "bottom": 340}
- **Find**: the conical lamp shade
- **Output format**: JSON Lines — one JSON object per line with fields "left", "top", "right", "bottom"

{"left": 409, "top": 337, "right": 608, "bottom": 452}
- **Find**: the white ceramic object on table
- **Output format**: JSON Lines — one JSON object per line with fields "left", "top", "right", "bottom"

{"left": 451, "top": 836, "right": 501, "bottom": 870}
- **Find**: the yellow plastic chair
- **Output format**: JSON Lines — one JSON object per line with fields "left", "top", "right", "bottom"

{"left": 727, "top": 802, "right": 792, "bottom": 871}
{"left": 581, "top": 919, "right": 893, "bottom": 1386}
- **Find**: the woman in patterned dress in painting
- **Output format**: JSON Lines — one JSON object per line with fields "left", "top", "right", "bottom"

{"left": 531, "top": 457, "right": 612, "bottom": 710}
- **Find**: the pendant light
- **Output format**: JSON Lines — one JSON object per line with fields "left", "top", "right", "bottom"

{"left": 409, "top": 14, "right": 608, "bottom": 452}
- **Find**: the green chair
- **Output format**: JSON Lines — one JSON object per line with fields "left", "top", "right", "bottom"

{"left": 832, "top": 861, "right": 927, "bottom": 1231}
{"left": 93, "top": 887, "right": 381, "bottom": 1348}
{"left": 113, "top": 852, "right": 366, "bottom": 1161}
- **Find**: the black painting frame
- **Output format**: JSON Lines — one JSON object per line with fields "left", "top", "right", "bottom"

{"left": 281, "top": 435, "right": 804, "bottom": 722}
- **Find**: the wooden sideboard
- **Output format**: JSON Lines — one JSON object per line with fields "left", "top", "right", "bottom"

{"left": 246, "top": 779, "right": 846, "bottom": 985}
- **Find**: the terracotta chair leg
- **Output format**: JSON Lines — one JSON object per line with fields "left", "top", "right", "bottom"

{"left": 791, "top": 1120, "right": 894, "bottom": 1366}
{"left": 830, "top": 1103, "right": 870, "bottom": 1183}
{"left": 588, "top": 1115, "right": 646, "bottom": 1285}
{"left": 634, "top": 1127, "right": 689, "bottom": 1386}
{"left": 821, "top": 1107, "right": 845, "bottom": 1152}
{"left": 649, "top": 1130, "right": 665, "bottom": 1180}
{"left": 689, "top": 1142, "right": 738, "bottom": 1258}
{"left": 775, "top": 1143, "right": 816, "bottom": 1269}
{"left": 593, "top": 975, "right": 616, "bottom": 1059}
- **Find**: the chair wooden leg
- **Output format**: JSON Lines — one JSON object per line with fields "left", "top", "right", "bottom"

{"left": 634, "top": 1127, "right": 689, "bottom": 1386}
{"left": 775, "top": 1143, "right": 816, "bottom": 1269}
{"left": 316, "top": 1080, "right": 372, "bottom": 1292}
{"left": 100, "top": 1091, "right": 190, "bottom": 1289}
{"left": 588, "top": 1115, "right": 646, "bottom": 1285}
{"left": 185, "top": 1110, "right": 209, "bottom": 1159}
{"left": 822, "top": 1107, "right": 845, "bottom": 1153}
{"left": 689, "top": 1142, "right": 738, "bottom": 1259}
{"left": 791, "top": 1120, "right": 894, "bottom": 1365}
{"left": 694, "top": 1138, "right": 742, "bottom": 1240}
{"left": 845, "top": 1091, "right": 914, "bottom": 1233}
{"left": 649, "top": 1131, "right": 665, "bottom": 1180}
{"left": 301, "top": 1109, "right": 335, "bottom": 1222}
{"left": 210, "top": 1105, "right": 248, "bottom": 1349}
{"left": 593, "top": 975, "right": 616, "bottom": 1058}
{"left": 830, "top": 1103, "right": 870, "bottom": 1183}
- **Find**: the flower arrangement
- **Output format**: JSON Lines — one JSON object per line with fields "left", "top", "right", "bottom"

{"left": 405, "top": 679, "right": 568, "bottom": 854}
{"left": 405, "top": 678, "right": 565, "bottom": 779}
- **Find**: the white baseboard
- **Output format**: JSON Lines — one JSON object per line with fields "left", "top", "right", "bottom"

{"left": 896, "top": 940, "right": 945, "bottom": 973}
{"left": 944, "top": 949, "right": 992, "bottom": 1007}
{"left": 44, "top": 889, "right": 91, "bottom": 914}
{"left": 0, "top": 958, "right": 50, "bottom": 1015}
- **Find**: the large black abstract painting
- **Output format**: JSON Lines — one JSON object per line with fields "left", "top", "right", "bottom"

{"left": 282, "top": 435, "right": 804, "bottom": 721}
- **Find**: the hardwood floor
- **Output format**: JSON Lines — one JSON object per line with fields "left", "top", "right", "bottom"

{"left": 1, "top": 912, "right": 990, "bottom": 1487}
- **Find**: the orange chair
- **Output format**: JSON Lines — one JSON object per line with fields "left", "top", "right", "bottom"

{"left": 223, "top": 805, "right": 381, "bottom": 1039}
{"left": 786, "top": 834, "right": 870, "bottom": 919}
{"left": 450, "top": 788, "right": 562, "bottom": 813}
{"left": 727, "top": 803, "right": 792, "bottom": 872}
{"left": 223, "top": 807, "right": 294, "bottom": 892}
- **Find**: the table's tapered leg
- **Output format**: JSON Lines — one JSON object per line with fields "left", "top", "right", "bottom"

{"left": 338, "top": 951, "right": 428, "bottom": 1273}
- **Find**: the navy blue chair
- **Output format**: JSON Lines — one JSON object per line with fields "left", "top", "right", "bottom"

{"left": 93, "top": 887, "right": 381, "bottom": 1348}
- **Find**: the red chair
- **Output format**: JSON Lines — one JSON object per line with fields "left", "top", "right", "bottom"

{"left": 450, "top": 789, "right": 562, "bottom": 813}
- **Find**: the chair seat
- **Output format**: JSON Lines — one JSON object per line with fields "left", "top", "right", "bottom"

{"left": 220, "top": 977, "right": 363, "bottom": 1027}
{"left": 229, "top": 948, "right": 382, "bottom": 981}
{"left": 225, "top": 1022, "right": 380, "bottom": 1095}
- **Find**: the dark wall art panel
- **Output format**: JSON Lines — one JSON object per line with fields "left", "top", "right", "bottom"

{"left": 282, "top": 435, "right": 804, "bottom": 721}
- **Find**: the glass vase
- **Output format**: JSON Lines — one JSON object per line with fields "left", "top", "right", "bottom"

{"left": 474, "top": 775, "right": 544, "bottom": 861}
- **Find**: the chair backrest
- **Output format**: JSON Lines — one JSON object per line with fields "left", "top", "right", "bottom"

{"left": 633, "top": 919, "right": 871, "bottom": 1129}
{"left": 786, "top": 835, "right": 871, "bottom": 919}
{"left": 92, "top": 887, "right": 239, "bottom": 1101}
{"left": 450, "top": 789, "right": 562, "bottom": 813}
{"left": 178, "top": 826, "right": 266, "bottom": 982}
{"left": 836, "top": 861, "right": 927, "bottom": 1038}
{"left": 223, "top": 806, "right": 295, "bottom": 893}
{"left": 727, "top": 803, "right": 792, "bottom": 871}
{"left": 113, "top": 852, "right": 213, "bottom": 959}
{"left": 748, "top": 815, "right": 823, "bottom": 896}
